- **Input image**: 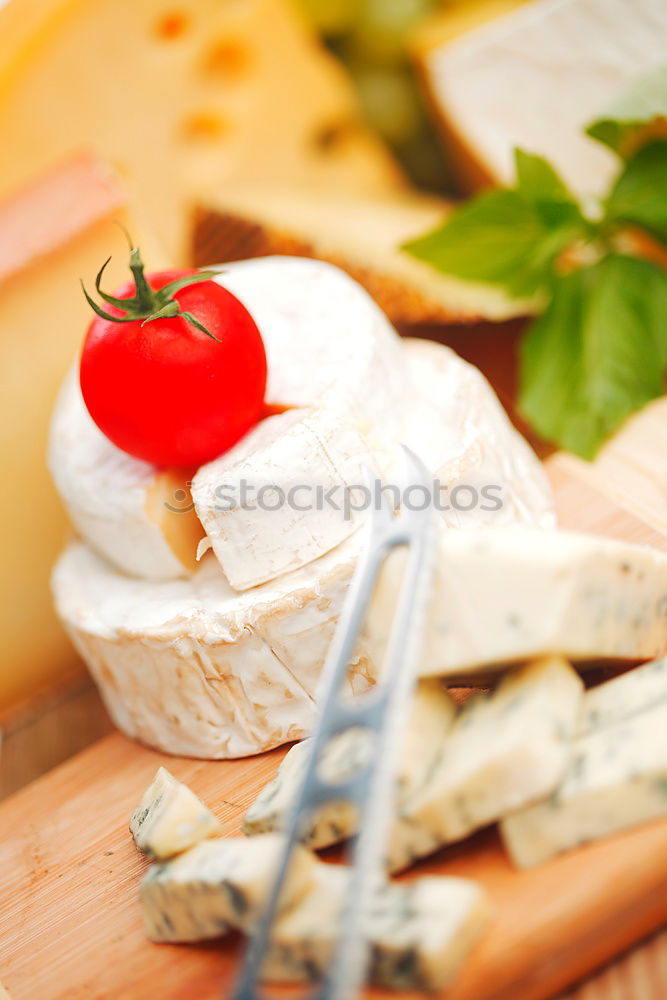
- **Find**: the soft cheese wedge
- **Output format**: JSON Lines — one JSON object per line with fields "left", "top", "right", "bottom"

{"left": 193, "top": 257, "right": 405, "bottom": 589}
{"left": 130, "top": 767, "right": 222, "bottom": 860}
{"left": 501, "top": 696, "right": 667, "bottom": 869}
{"left": 579, "top": 657, "right": 667, "bottom": 735}
{"left": 243, "top": 681, "right": 457, "bottom": 848}
{"left": 265, "top": 862, "right": 492, "bottom": 991}
{"left": 140, "top": 835, "right": 316, "bottom": 942}
{"left": 369, "top": 526, "right": 667, "bottom": 679}
{"left": 401, "top": 658, "right": 584, "bottom": 859}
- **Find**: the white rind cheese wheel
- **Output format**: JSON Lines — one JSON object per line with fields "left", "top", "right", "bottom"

{"left": 49, "top": 257, "right": 406, "bottom": 584}
{"left": 52, "top": 338, "right": 554, "bottom": 759}
{"left": 53, "top": 535, "right": 366, "bottom": 758}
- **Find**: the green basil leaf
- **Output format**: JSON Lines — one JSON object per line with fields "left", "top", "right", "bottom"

{"left": 404, "top": 187, "right": 581, "bottom": 298}
{"left": 514, "top": 149, "right": 574, "bottom": 203}
{"left": 519, "top": 255, "right": 667, "bottom": 458}
{"left": 605, "top": 140, "right": 667, "bottom": 243}
{"left": 587, "top": 64, "right": 667, "bottom": 157}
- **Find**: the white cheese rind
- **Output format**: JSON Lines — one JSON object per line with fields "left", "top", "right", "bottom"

{"left": 422, "top": 0, "right": 667, "bottom": 197}
{"left": 52, "top": 536, "right": 369, "bottom": 758}
{"left": 242, "top": 682, "right": 456, "bottom": 848}
{"left": 372, "top": 527, "right": 667, "bottom": 678}
{"left": 401, "top": 658, "right": 584, "bottom": 853}
{"left": 48, "top": 368, "right": 190, "bottom": 580}
{"left": 501, "top": 700, "right": 667, "bottom": 869}
{"left": 139, "top": 835, "right": 316, "bottom": 942}
{"left": 580, "top": 658, "right": 667, "bottom": 735}
{"left": 265, "top": 863, "right": 492, "bottom": 991}
{"left": 129, "top": 767, "right": 222, "bottom": 859}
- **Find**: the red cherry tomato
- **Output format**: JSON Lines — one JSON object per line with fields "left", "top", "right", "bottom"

{"left": 80, "top": 268, "right": 267, "bottom": 468}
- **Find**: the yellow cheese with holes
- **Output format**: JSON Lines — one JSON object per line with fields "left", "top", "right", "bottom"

{"left": 0, "top": 152, "right": 167, "bottom": 712}
{"left": 0, "top": 0, "right": 404, "bottom": 264}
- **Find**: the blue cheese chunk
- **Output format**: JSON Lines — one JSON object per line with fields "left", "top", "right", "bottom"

{"left": 368, "top": 527, "right": 667, "bottom": 678}
{"left": 243, "top": 681, "right": 455, "bottom": 850}
{"left": 140, "top": 834, "right": 316, "bottom": 942}
{"left": 265, "top": 862, "right": 491, "bottom": 991}
{"left": 501, "top": 700, "right": 667, "bottom": 869}
{"left": 130, "top": 767, "right": 222, "bottom": 859}
{"left": 580, "top": 657, "right": 667, "bottom": 735}
{"left": 401, "top": 657, "right": 584, "bottom": 851}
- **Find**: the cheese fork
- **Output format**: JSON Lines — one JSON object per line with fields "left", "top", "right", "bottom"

{"left": 231, "top": 446, "right": 436, "bottom": 1000}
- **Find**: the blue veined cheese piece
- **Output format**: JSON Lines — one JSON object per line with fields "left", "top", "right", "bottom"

{"left": 243, "top": 681, "right": 456, "bottom": 853}
{"left": 400, "top": 657, "right": 584, "bottom": 851}
{"left": 265, "top": 862, "right": 492, "bottom": 991}
{"left": 501, "top": 699, "right": 667, "bottom": 869}
{"left": 139, "top": 834, "right": 317, "bottom": 942}
{"left": 367, "top": 527, "right": 667, "bottom": 678}
{"left": 130, "top": 767, "right": 222, "bottom": 860}
{"left": 580, "top": 657, "right": 667, "bottom": 734}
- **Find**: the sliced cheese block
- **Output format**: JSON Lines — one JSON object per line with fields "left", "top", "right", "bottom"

{"left": 415, "top": 0, "right": 667, "bottom": 197}
{"left": 49, "top": 369, "right": 205, "bottom": 580}
{"left": 369, "top": 526, "right": 667, "bottom": 679}
{"left": 400, "top": 657, "right": 583, "bottom": 857}
{"left": 52, "top": 335, "right": 554, "bottom": 757}
{"left": 265, "top": 862, "right": 492, "bottom": 991}
{"left": 52, "top": 536, "right": 370, "bottom": 758}
{"left": 0, "top": 0, "right": 404, "bottom": 264}
{"left": 579, "top": 658, "right": 667, "bottom": 735}
{"left": 243, "top": 681, "right": 456, "bottom": 846}
{"left": 130, "top": 767, "right": 222, "bottom": 860}
{"left": 192, "top": 185, "right": 529, "bottom": 324}
{"left": 193, "top": 257, "right": 406, "bottom": 589}
{"left": 140, "top": 834, "right": 316, "bottom": 942}
{"left": 0, "top": 152, "right": 167, "bottom": 712}
{"left": 501, "top": 698, "right": 667, "bottom": 869}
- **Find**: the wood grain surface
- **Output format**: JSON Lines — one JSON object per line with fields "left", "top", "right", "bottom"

{"left": 1, "top": 453, "right": 667, "bottom": 999}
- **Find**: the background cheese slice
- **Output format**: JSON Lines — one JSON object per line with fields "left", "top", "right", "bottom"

{"left": 501, "top": 698, "right": 667, "bottom": 869}
{"left": 416, "top": 0, "right": 667, "bottom": 197}
{"left": 369, "top": 526, "right": 667, "bottom": 679}
{"left": 0, "top": 152, "right": 166, "bottom": 713}
{"left": 0, "top": 0, "right": 405, "bottom": 264}
{"left": 139, "top": 834, "right": 316, "bottom": 942}
{"left": 265, "top": 862, "right": 492, "bottom": 991}
{"left": 192, "top": 184, "right": 530, "bottom": 324}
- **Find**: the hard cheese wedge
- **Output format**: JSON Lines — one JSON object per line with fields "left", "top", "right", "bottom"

{"left": 0, "top": 152, "right": 166, "bottom": 712}
{"left": 243, "top": 681, "right": 457, "bottom": 850}
{"left": 193, "top": 184, "right": 529, "bottom": 324}
{"left": 140, "top": 835, "right": 317, "bottom": 942}
{"left": 0, "top": 0, "right": 404, "bottom": 263}
{"left": 415, "top": 0, "right": 667, "bottom": 196}
{"left": 368, "top": 526, "right": 667, "bottom": 679}
{"left": 501, "top": 695, "right": 667, "bottom": 869}
{"left": 130, "top": 767, "right": 222, "bottom": 860}
{"left": 400, "top": 658, "right": 583, "bottom": 858}
{"left": 265, "top": 862, "right": 492, "bottom": 992}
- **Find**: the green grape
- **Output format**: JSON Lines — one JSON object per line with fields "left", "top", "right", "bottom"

{"left": 352, "top": 0, "right": 439, "bottom": 64}
{"left": 353, "top": 64, "right": 422, "bottom": 144}
{"left": 296, "top": 0, "right": 360, "bottom": 36}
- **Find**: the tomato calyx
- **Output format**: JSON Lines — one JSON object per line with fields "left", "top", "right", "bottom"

{"left": 81, "top": 238, "right": 221, "bottom": 341}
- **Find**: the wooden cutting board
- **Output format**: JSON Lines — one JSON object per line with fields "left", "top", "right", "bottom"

{"left": 1, "top": 453, "right": 667, "bottom": 1000}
